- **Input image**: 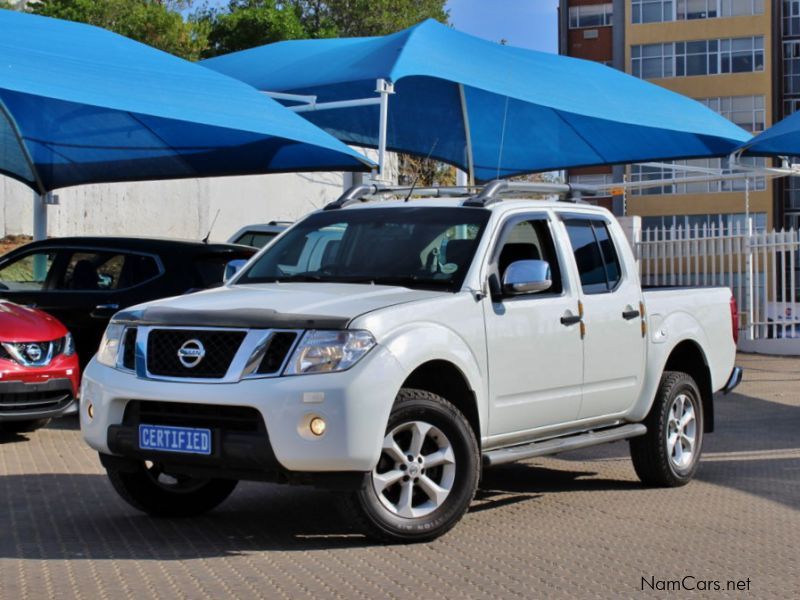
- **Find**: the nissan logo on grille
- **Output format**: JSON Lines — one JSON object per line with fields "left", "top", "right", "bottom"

{"left": 177, "top": 339, "right": 206, "bottom": 368}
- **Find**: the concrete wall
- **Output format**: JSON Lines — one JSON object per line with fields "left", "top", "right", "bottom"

{"left": 0, "top": 172, "right": 348, "bottom": 242}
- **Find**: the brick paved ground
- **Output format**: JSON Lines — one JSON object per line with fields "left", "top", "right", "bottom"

{"left": 1, "top": 353, "right": 797, "bottom": 599}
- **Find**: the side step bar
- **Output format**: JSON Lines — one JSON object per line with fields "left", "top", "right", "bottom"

{"left": 482, "top": 423, "right": 647, "bottom": 467}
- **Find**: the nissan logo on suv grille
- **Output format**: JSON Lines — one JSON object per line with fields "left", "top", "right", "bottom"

{"left": 177, "top": 339, "right": 206, "bottom": 368}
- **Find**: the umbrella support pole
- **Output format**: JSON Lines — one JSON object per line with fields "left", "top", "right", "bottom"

{"left": 32, "top": 192, "right": 48, "bottom": 241}
{"left": 376, "top": 79, "right": 395, "bottom": 182}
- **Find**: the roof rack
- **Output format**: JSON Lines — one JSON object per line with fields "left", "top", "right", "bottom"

{"left": 323, "top": 184, "right": 478, "bottom": 210}
{"left": 462, "top": 179, "right": 598, "bottom": 207}
{"left": 324, "top": 178, "right": 599, "bottom": 211}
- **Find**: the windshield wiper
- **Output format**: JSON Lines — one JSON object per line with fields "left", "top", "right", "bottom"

{"left": 352, "top": 276, "right": 451, "bottom": 291}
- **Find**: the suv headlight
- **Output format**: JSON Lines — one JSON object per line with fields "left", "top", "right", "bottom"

{"left": 63, "top": 332, "right": 75, "bottom": 357}
{"left": 97, "top": 323, "right": 124, "bottom": 367}
{"left": 285, "top": 330, "right": 376, "bottom": 375}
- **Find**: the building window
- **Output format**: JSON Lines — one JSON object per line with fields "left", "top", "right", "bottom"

{"left": 632, "top": 0, "right": 674, "bottom": 23}
{"left": 633, "top": 0, "right": 763, "bottom": 24}
{"left": 569, "top": 3, "right": 613, "bottom": 29}
{"left": 630, "top": 157, "right": 767, "bottom": 196}
{"left": 698, "top": 95, "right": 766, "bottom": 132}
{"left": 632, "top": 37, "right": 764, "bottom": 79}
{"left": 784, "top": 0, "right": 800, "bottom": 37}
{"left": 631, "top": 43, "right": 675, "bottom": 78}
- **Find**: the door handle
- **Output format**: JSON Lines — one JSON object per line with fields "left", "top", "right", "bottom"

{"left": 622, "top": 309, "right": 641, "bottom": 320}
{"left": 560, "top": 314, "right": 582, "bottom": 326}
{"left": 95, "top": 304, "right": 119, "bottom": 311}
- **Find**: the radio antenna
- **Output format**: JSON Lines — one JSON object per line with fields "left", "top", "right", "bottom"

{"left": 202, "top": 209, "right": 221, "bottom": 244}
{"left": 405, "top": 139, "right": 440, "bottom": 202}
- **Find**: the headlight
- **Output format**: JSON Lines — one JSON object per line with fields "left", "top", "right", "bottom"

{"left": 96, "top": 323, "right": 125, "bottom": 367}
{"left": 63, "top": 332, "right": 75, "bottom": 357}
{"left": 285, "top": 330, "right": 376, "bottom": 375}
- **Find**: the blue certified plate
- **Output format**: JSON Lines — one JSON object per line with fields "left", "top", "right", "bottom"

{"left": 139, "top": 424, "right": 212, "bottom": 456}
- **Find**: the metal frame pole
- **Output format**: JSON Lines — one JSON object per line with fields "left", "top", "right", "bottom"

{"left": 376, "top": 79, "right": 394, "bottom": 181}
{"left": 33, "top": 191, "right": 48, "bottom": 241}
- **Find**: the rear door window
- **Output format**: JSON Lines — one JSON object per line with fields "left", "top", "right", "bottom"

{"left": 563, "top": 218, "right": 622, "bottom": 294}
{"left": 58, "top": 251, "right": 160, "bottom": 291}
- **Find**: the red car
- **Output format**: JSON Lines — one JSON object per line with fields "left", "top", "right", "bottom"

{"left": 0, "top": 300, "right": 80, "bottom": 433}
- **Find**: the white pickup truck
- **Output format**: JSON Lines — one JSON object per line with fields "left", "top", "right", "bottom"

{"left": 80, "top": 182, "right": 741, "bottom": 543}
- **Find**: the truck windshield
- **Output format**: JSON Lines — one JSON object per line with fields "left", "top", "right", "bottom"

{"left": 237, "top": 206, "right": 491, "bottom": 292}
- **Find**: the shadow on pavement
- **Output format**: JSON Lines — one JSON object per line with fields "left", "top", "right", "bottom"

{"left": 0, "top": 414, "right": 79, "bottom": 445}
{"left": 0, "top": 461, "right": 645, "bottom": 559}
{"left": 557, "top": 391, "right": 800, "bottom": 511}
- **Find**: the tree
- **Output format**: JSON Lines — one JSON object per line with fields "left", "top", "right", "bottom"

{"left": 199, "top": 0, "right": 449, "bottom": 57}
{"left": 292, "top": 0, "right": 448, "bottom": 38}
{"left": 197, "top": 0, "right": 306, "bottom": 58}
{"left": 31, "top": 0, "right": 210, "bottom": 61}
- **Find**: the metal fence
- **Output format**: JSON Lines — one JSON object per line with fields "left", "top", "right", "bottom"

{"left": 637, "top": 222, "right": 800, "bottom": 342}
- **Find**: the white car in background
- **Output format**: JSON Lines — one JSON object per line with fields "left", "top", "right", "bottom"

{"left": 227, "top": 221, "right": 292, "bottom": 249}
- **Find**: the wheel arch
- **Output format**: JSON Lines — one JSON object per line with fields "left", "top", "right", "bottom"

{"left": 662, "top": 339, "right": 714, "bottom": 433}
{"left": 401, "top": 360, "right": 482, "bottom": 448}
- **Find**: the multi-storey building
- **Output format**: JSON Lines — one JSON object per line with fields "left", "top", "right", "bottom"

{"left": 559, "top": 0, "right": 774, "bottom": 231}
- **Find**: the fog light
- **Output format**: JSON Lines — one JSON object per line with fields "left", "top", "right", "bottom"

{"left": 87, "top": 403, "right": 94, "bottom": 420}
{"left": 309, "top": 417, "right": 326, "bottom": 437}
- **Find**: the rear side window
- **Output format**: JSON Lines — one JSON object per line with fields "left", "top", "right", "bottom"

{"left": 234, "top": 231, "right": 279, "bottom": 248}
{"left": 564, "top": 219, "right": 622, "bottom": 294}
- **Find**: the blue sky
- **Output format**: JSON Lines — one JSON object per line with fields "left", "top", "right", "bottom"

{"left": 447, "top": 0, "right": 558, "bottom": 53}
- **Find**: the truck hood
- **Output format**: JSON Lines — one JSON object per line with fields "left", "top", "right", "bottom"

{"left": 114, "top": 283, "right": 446, "bottom": 329}
{"left": 0, "top": 300, "right": 67, "bottom": 342}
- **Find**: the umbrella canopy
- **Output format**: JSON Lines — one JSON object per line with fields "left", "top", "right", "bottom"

{"left": 738, "top": 110, "right": 800, "bottom": 157}
{"left": 0, "top": 9, "right": 373, "bottom": 195}
{"left": 203, "top": 19, "right": 751, "bottom": 183}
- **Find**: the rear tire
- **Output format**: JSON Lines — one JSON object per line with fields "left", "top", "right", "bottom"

{"left": 106, "top": 460, "right": 238, "bottom": 517}
{"left": 630, "top": 371, "right": 704, "bottom": 487}
{"left": 343, "top": 388, "right": 480, "bottom": 543}
{"left": 0, "top": 418, "right": 51, "bottom": 433}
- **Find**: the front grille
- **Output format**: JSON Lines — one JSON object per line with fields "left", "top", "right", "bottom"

{"left": 257, "top": 332, "right": 298, "bottom": 374}
{"left": 124, "top": 400, "right": 264, "bottom": 433}
{"left": 122, "top": 328, "right": 137, "bottom": 370}
{"left": 147, "top": 329, "right": 245, "bottom": 378}
{"left": 0, "top": 390, "right": 72, "bottom": 413}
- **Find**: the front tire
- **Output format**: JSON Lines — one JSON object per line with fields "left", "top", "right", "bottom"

{"left": 630, "top": 371, "right": 704, "bottom": 487}
{"left": 106, "top": 460, "right": 238, "bottom": 517}
{"left": 344, "top": 388, "right": 480, "bottom": 543}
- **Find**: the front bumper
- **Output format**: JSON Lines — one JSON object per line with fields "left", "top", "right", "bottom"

{"left": 81, "top": 345, "right": 406, "bottom": 475}
{"left": 0, "top": 378, "right": 77, "bottom": 422}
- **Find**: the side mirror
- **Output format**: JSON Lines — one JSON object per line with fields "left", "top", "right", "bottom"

{"left": 502, "top": 259, "right": 552, "bottom": 296}
{"left": 223, "top": 259, "right": 248, "bottom": 283}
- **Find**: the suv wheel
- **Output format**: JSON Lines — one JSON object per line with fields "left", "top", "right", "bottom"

{"left": 106, "top": 460, "right": 238, "bottom": 517}
{"left": 345, "top": 388, "right": 480, "bottom": 543}
{"left": 630, "top": 371, "right": 704, "bottom": 487}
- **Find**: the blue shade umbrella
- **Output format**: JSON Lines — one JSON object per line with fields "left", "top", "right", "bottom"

{"left": 0, "top": 9, "right": 373, "bottom": 195}
{"left": 202, "top": 19, "right": 752, "bottom": 183}
{"left": 738, "top": 111, "right": 800, "bottom": 157}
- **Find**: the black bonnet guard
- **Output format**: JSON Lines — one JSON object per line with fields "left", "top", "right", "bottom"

{"left": 112, "top": 306, "right": 350, "bottom": 330}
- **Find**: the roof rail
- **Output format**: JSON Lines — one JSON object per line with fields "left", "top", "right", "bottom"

{"left": 461, "top": 179, "right": 595, "bottom": 207}
{"left": 324, "top": 179, "right": 599, "bottom": 211}
{"left": 324, "top": 184, "right": 477, "bottom": 210}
